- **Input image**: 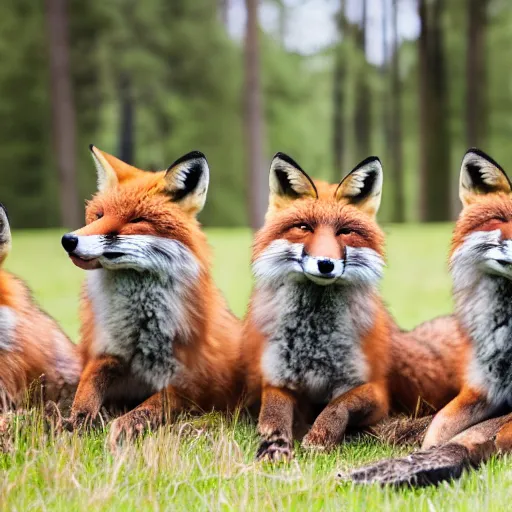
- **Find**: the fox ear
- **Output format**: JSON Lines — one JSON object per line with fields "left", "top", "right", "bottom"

{"left": 164, "top": 151, "right": 210, "bottom": 215}
{"left": 268, "top": 153, "right": 318, "bottom": 212}
{"left": 459, "top": 149, "right": 511, "bottom": 206}
{"left": 89, "top": 145, "right": 141, "bottom": 191}
{"left": 335, "top": 156, "right": 383, "bottom": 217}
{"left": 0, "top": 203, "right": 11, "bottom": 264}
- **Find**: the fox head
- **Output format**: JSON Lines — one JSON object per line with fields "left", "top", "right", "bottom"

{"left": 252, "top": 153, "right": 385, "bottom": 288}
{"left": 0, "top": 203, "right": 11, "bottom": 266}
{"left": 451, "top": 148, "right": 512, "bottom": 282}
{"left": 61, "top": 146, "right": 209, "bottom": 278}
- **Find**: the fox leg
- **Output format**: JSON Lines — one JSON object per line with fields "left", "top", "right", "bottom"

{"left": 494, "top": 417, "right": 512, "bottom": 452}
{"left": 348, "top": 412, "right": 512, "bottom": 486}
{"left": 69, "top": 355, "right": 125, "bottom": 429}
{"left": 303, "top": 381, "right": 388, "bottom": 451}
{"left": 421, "top": 387, "right": 492, "bottom": 449}
{"left": 256, "top": 385, "right": 295, "bottom": 461}
{"left": 108, "top": 387, "right": 182, "bottom": 449}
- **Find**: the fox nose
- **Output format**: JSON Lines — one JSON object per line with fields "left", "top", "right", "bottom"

{"left": 61, "top": 233, "right": 78, "bottom": 253}
{"left": 317, "top": 259, "right": 335, "bottom": 275}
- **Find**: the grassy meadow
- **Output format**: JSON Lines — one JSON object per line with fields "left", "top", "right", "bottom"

{"left": 2, "top": 225, "right": 511, "bottom": 511}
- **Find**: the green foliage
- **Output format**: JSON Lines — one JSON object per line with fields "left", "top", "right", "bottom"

{"left": 96, "top": 0, "right": 248, "bottom": 226}
{"left": 0, "top": 1, "right": 52, "bottom": 227}
{"left": 3, "top": 1, "right": 512, "bottom": 226}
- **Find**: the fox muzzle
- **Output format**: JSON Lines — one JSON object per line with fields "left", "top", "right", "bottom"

{"left": 302, "top": 255, "right": 344, "bottom": 285}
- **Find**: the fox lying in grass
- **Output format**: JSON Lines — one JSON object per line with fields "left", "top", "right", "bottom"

{"left": 349, "top": 149, "right": 512, "bottom": 486}
{"left": 0, "top": 203, "right": 81, "bottom": 410}
{"left": 241, "top": 153, "right": 475, "bottom": 462}
{"left": 62, "top": 146, "right": 242, "bottom": 446}
{"left": 241, "top": 153, "right": 398, "bottom": 460}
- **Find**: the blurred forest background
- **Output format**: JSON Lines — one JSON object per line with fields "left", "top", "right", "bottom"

{"left": 0, "top": 0, "right": 508, "bottom": 228}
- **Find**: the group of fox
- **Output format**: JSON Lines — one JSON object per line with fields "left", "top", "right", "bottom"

{"left": 2, "top": 144, "right": 512, "bottom": 485}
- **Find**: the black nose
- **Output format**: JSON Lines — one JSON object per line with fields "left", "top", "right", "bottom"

{"left": 317, "top": 259, "right": 335, "bottom": 275}
{"left": 61, "top": 233, "right": 78, "bottom": 253}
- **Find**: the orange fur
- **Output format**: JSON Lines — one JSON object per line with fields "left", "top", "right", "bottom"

{"left": 0, "top": 255, "right": 80, "bottom": 409}
{"left": 243, "top": 154, "right": 476, "bottom": 458}
{"left": 417, "top": 161, "right": 512, "bottom": 449}
{"left": 242, "top": 196, "right": 391, "bottom": 409}
{"left": 242, "top": 156, "right": 395, "bottom": 458}
{"left": 67, "top": 149, "right": 242, "bottom": 442}
{"left": 347, "top": 150, "right": 512, "bottom": 486}
{"left": 388, "top": 317, "right": 469, "bottom": 415}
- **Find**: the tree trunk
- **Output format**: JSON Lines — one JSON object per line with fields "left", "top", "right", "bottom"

{"left": 118, "top": 73, "right": 135, "bottom": 165}
{"left": 381, "top": 0, "right": 391, "bottom": 202}
{"left": 466, "top": 0, "right": 488, "bottom": 148}
{"left": 354, "top": 0, "right": 371, "bottom": 160}
{"left": 44, "top": 0, "right": 81, "bottom": 228}
{"left": 332, "top": 0, "right": 347, "bottom": 177}
{"left": 391, "top": 0, "right": 405, "bottom": 222}
{"left": 277, "top": 0, "right": 286, "bottom": 47}
{"left": 218, "top": 0, "right": 229, "bottom": 28}
{"left": 418, "top": 0, "right": 451, "bottom": 222}
{"left": 244, "top": 0, "right": 266, "bottom": 229}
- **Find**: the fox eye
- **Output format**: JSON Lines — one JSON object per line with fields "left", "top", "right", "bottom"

{"left": 336, "top": 227, "right": 353, "bottom": 236}
{"left": 293, "top": 223, "right": 313, "bottom": 232}
{"left": 96, "top": 212, "right": 104, "bottom": 220}
{"left": 479, "top": 216, "right": 508, "bottom": 229}
{"left": 130, "top": 217, "right": 147, "bottom": 223}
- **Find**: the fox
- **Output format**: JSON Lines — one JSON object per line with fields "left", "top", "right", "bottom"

{"left": 61, "top": 146, "right": 242, "bottom": 446}
{"left": 349, "top": 148, "right": 512, "bottom": 486}
{"left": 0, "top": 203, "right": 81, "bottom": 410}
{"left": 241, "top": 153, "right": 396, "bottom": 460}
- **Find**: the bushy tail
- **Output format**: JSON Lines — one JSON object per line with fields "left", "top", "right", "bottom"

{"left": 345, "top": 413, "right": 512, "bottom": 487}
{"left": 345, "top": 443, "right": 472, "bottom": 486}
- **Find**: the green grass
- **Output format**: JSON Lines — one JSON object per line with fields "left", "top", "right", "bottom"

{"left": 1, "top": 224, "right": 509, "bottom": 511}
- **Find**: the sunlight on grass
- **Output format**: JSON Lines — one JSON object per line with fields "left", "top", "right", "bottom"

{"left": 1, "top": 225, "right": 506, "bottom": 511}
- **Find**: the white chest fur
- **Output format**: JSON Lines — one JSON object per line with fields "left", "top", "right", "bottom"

{"left": 87, "top": 269, "right": 192, "bottom": 391}
{"left": 0, "top": 305, "right": 16, "bottom": 351}
{"left": 457, "top": 275, "right": 512, "bottom": 407}
{"left": 255, "top": 282, "right": 372, "bottom": 403}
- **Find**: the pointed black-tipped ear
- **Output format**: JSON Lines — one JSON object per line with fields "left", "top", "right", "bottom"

{"left": 268, "top": 153, "right": 317, "bottom": 213}
{"left": 335, "top": 156, "right": 383, "bottom": 217}
{"left": 459, "top": 148, "right": 511, "bottom": 207}
{"left": 164, "top": 151, "right": 210, "bottom": 215}
{"left": 0, "top": 203, "right": 11, "bottom": 264}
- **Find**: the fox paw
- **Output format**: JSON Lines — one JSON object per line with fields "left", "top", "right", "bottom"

{"left": 108, "top": 410, "right": 153, "bottom": 451}
{"left": 65, "top": 408, "right": 101, "bottom": 432}
{"left": 256, "top": 432, "right": 293, "bottom": 462}
{"left": 67, "top": 411, "right": 91, "bottom": 432}
{"left": 302, "top": 428, "right": 337, "bottom": 451}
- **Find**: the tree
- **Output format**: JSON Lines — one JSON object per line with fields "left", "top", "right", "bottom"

{"left": 44, "top": 0, "right": 81, "bottom": 228}
{"left": 390, "top": 0, "right": 405, "bottom": 222}
{"left": 245, "top": 0, "right": 267, "bottom": 229}
{"left": 118, "top": 73, "right": 135, "bottom": 164}
{"left": 332, "top": 0, "right": 347, "bottom": 177}
{"left": 466, "top": 0, "right": 489, "bottom": 148}
{"left": 381, "top": 0, "right": 391, "bottom": 166}
{"left": 418, "top": 0, "right": 451, "bottom": 221}
{"left": 218, "top": 0, "right": 229, "bottom": 28}
{"left": 354, "top": 0, "right": 371, "bottom": 160}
